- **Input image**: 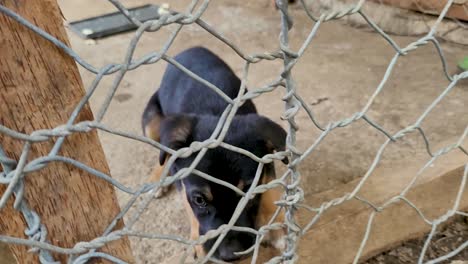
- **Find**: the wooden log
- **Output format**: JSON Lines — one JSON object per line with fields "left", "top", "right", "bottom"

{"left": 368, "top": 0, "right": 468, "bottom": 22}
{"left": 297, "top": 143, "right": 467, "bottom": 263}
{"left": 0, "top": 0, "right": 134, "bottom": 263}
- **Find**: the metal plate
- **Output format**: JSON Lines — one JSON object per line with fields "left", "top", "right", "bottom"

{"left": 68, "top": 4, "right": 166, "bottom": 39}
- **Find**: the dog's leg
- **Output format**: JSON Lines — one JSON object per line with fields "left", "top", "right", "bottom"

{"left": 143, "top": 108, "right": 175, "bottom": 197}
{"left": 181, "top": 182, "right": 205, "bottom": 259}
{"left": 147, "top": 159, "right": 174, "bottom": 198}
{"left": 259, "top": 186, "right": 286, "bottom": 251}
{"left": 256, "top": 167, "right": 287, "bottom": 252}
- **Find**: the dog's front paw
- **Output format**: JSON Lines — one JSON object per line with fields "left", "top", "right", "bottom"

{"left": 262, "top": 228, "right": 287, "bottom": 252}
{"left": 271, "top": 232, "right": 286, "bottom": 251}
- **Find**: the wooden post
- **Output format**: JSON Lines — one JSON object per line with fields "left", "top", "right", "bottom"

{"left": 0, "top": 0, "right": 135, "bottom": 263}
{"left": 0, "top": 243, "right": 15, "bottom": 264}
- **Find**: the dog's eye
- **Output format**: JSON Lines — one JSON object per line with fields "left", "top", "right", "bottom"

{"left": 193, "top": 194, "right": 207, "bottom": 207}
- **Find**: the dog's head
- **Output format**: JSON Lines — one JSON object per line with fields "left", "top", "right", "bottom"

{"left": 159, "top": 113, "right": 287, "bottom": 261}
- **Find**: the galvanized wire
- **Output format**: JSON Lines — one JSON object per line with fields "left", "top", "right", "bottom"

{"left": 301, "top": 0, "right": 468, "bottom": 45}
{"left": 0, "top": 0, "right": 467, "bottom": 263}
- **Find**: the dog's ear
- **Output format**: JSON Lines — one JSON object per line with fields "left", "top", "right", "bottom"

{"left": 159, "top": 115, "right": 196, "bottom": 165}
{"left": 255, "top": 116, "right": 289, "bottom": 164}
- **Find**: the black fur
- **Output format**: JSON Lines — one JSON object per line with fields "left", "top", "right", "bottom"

{"left": 142, "top": 47, "right": 286, "bottom": 262}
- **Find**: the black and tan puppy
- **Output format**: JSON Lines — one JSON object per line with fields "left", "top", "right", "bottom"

{"left": 142, "top": 47, "right": 287, "bottom": 262}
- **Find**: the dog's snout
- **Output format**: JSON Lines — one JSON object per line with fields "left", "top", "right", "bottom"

{"left": 214, "top": 232, "right": 255, "bottom": 262}
{"left": 218, "top": 246, "right": 242, "bottom": 262}
{"left": 217, "top": 238, "right": 244, "bottom": 262}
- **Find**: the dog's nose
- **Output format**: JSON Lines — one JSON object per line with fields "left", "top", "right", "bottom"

{"left": 217, "top": 246, "right": 242, "bottom": 262}
{"left": 216, "top": 237, "right": 250, "bottom": 262}
{"left": 212, "top": 231, "right": 255, "bottom": 262}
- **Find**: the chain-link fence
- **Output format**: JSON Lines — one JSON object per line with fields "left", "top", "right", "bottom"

{"left": 0, "top": 0, "right": 467, "bottom": 263}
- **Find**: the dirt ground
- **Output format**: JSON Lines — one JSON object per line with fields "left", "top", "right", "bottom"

{"left": 365, "top": 216, "right": 468, "bottom": 264}
{"left": 54, "top": 0, "right": 468, "bottom": 263}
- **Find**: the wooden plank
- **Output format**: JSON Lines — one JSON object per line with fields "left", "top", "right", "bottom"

{"left": 0, "top": 0, "right": 134, "bottom": 262}
{"left": 298, "top": 145, "right": 467, "bottom": 263}
{"left": 368, "top": 0, "right": 468, "bottom": 21}
{"left": 162, "top": 245, "right": 281, "bottom": 264}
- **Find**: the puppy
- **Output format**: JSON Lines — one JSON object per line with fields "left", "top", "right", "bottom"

{"left": 142, "top": 47, "right": 287, "bottom": 262}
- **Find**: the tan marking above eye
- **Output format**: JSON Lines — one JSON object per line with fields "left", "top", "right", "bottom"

{"left": 144, "top": 115, "right": 162, "bottom": 142}
{"left": 237, "top": 179, "right": 245, "bottom": 190}
{"left": 199, "top": 186, "right": 213, "bottom": 202}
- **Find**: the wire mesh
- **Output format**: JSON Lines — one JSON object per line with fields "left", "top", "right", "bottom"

{"left": 0, "top": 0, "right": 467, "bottom": 263}
{"left": 305, "top": 0, "right": 468, "bottom": 45}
